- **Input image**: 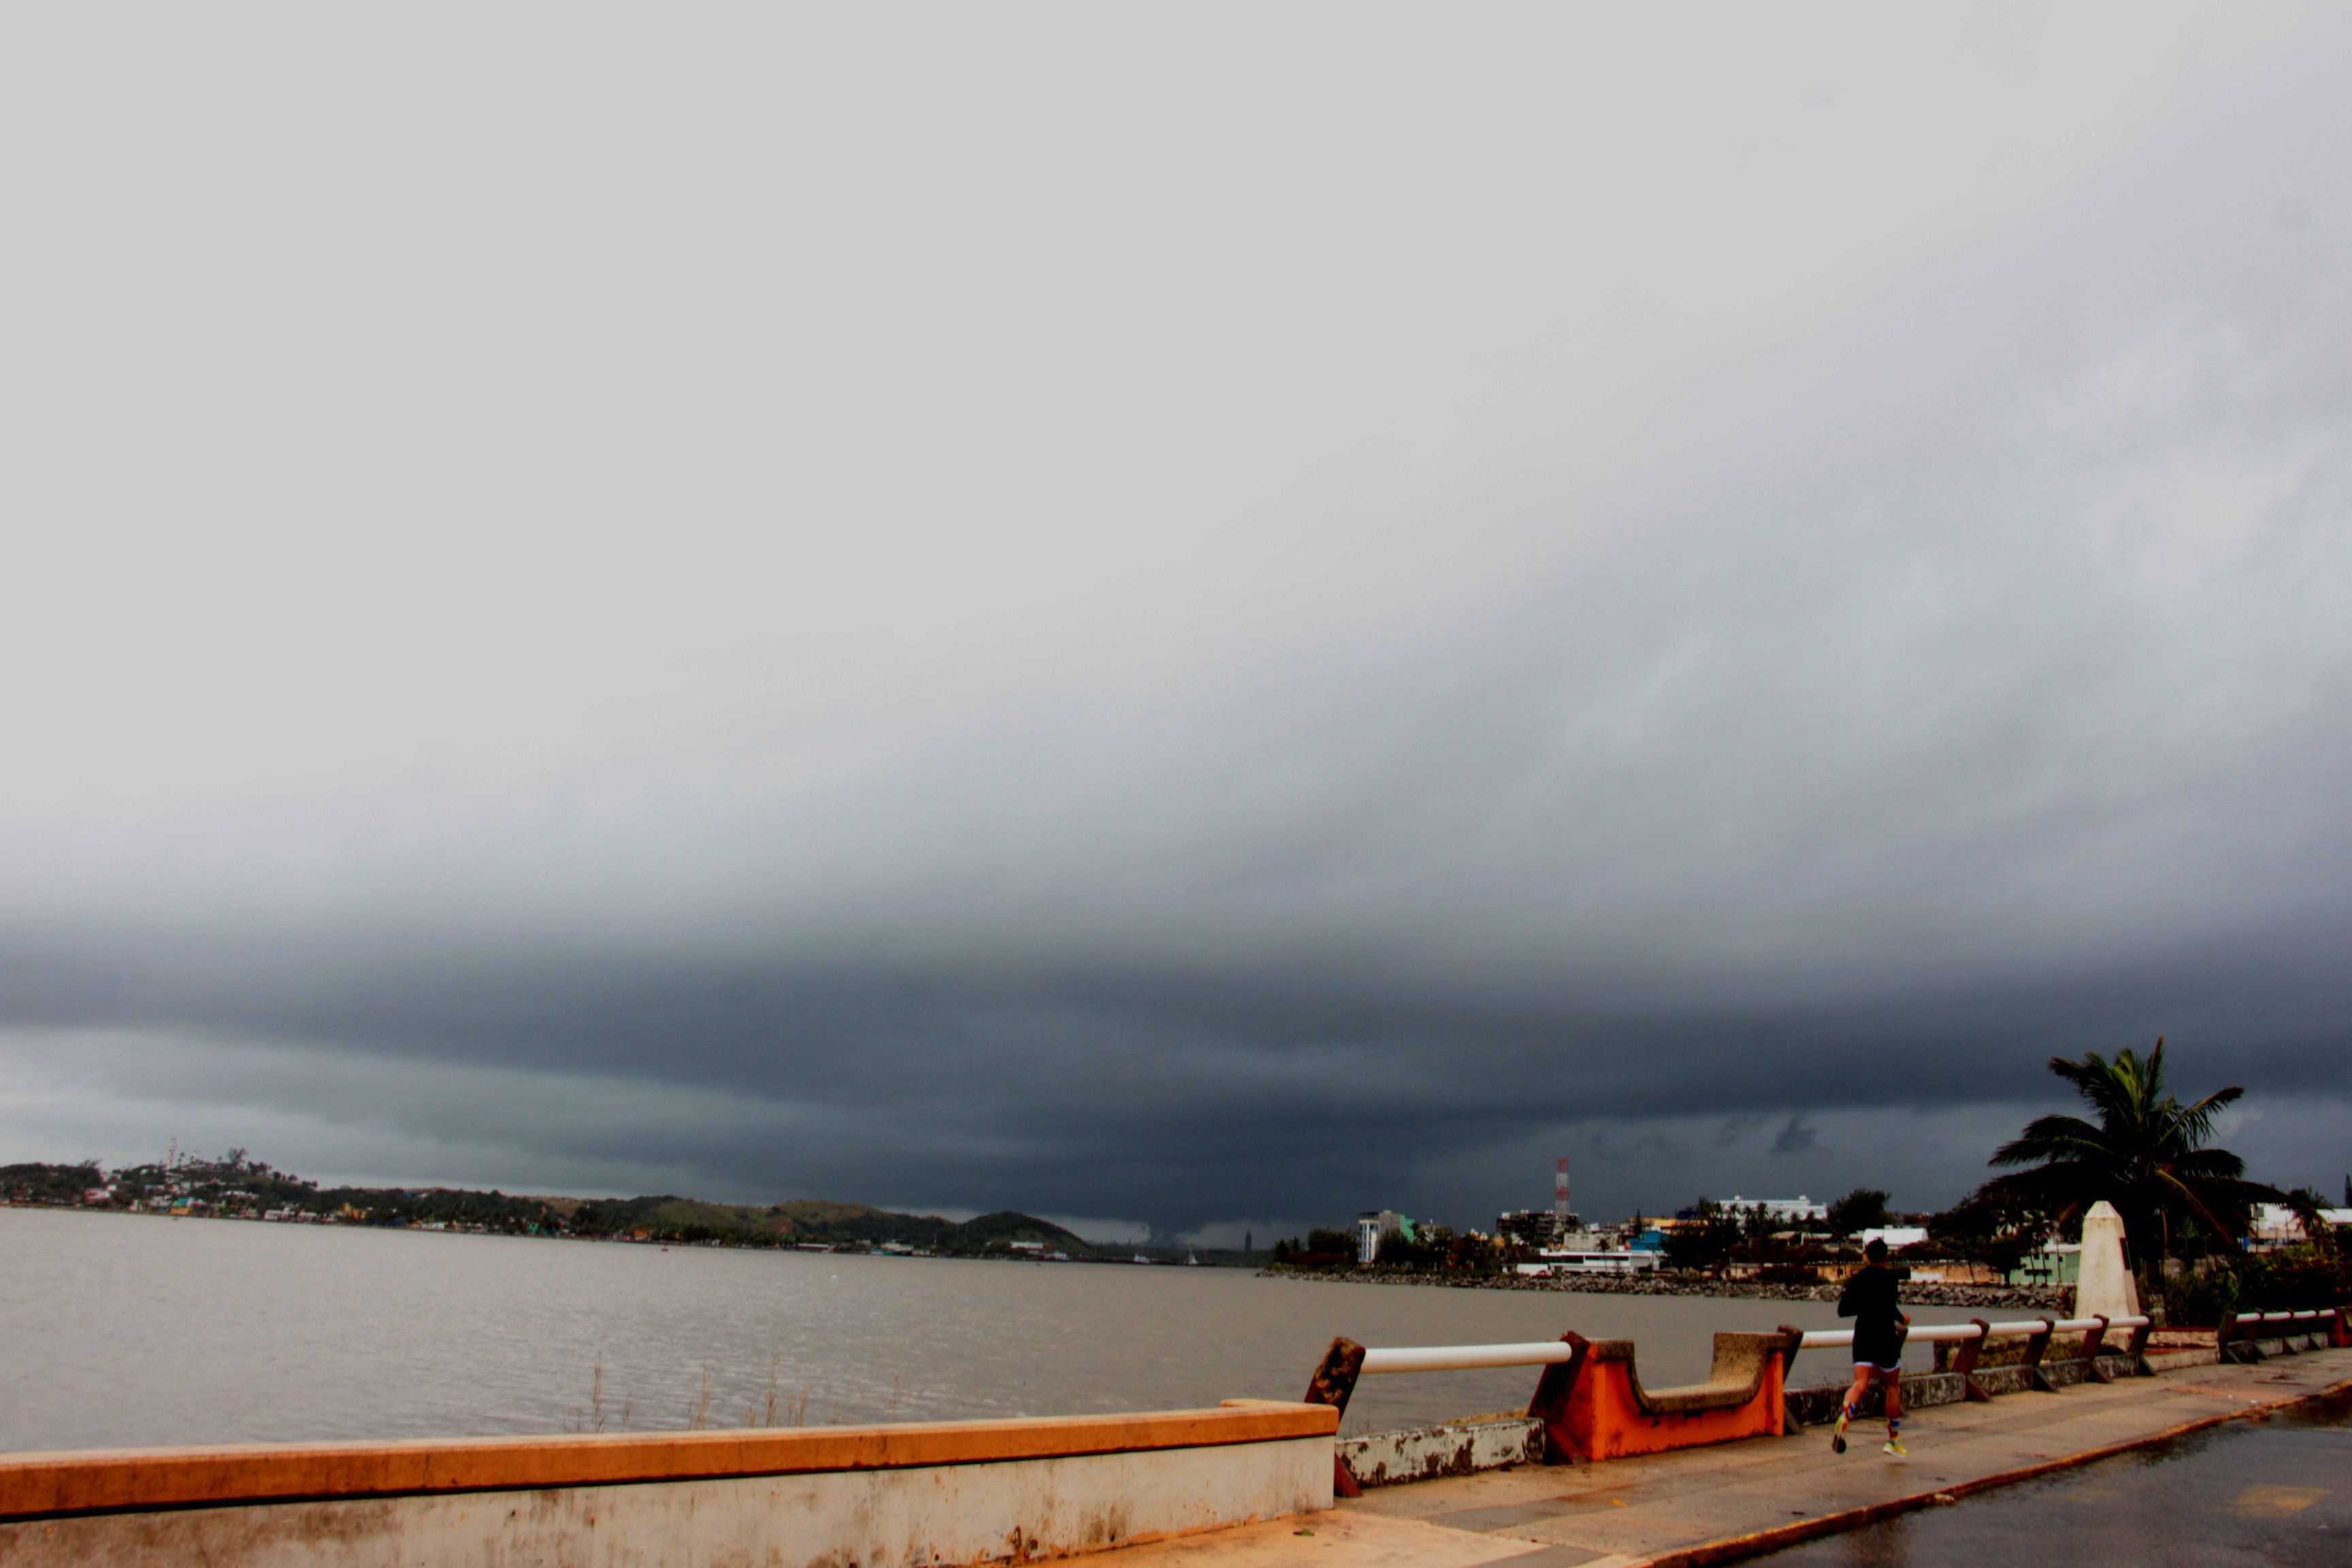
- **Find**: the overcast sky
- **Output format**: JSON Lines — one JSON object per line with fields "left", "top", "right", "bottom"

{"left": 4, "top": 7, "right": 2347, "bottom": 1244}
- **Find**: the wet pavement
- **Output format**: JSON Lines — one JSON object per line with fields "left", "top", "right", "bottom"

{"left": 1105, "top": 1346, "right": 2352, "bottom": 1568}
{"left": 1756, "top": 1385, "right": 2350, "bottom": 1566}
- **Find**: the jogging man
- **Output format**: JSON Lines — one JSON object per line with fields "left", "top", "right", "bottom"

{"left": 1833, "top": 1237, "right": 1910, "bottom": 1456}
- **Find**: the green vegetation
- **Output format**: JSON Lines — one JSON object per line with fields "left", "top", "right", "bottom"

{"left": 1823, "top": 1188, "right": 1890, "bottom": 1240}
{"left": 1, "top": 1162, "right": 105, "bottom": 1205}
{"left": 1269, "top": 1228, "right": 1356, "bottom": 1268}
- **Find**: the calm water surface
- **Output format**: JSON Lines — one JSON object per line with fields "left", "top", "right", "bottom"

{"left": 0, "top": 1208, "right": 1977, "bottom": 1453}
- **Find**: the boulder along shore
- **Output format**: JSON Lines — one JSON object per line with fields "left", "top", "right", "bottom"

{"left": 1260, "top": 1267, "right": 2072, "bottom": 1311}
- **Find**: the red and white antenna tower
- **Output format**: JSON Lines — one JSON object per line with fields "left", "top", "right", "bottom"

{"left": 1555, "top": 1156, "right": 1571, "bottom": 1222}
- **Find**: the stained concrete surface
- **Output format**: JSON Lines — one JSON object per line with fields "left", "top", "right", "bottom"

{"left": 1109, "top": 1348, "right": 2352, "bottom": 1568}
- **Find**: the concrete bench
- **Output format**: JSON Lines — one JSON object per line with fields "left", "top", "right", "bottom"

{"left": 1534, "top": 1330, "right": 1797, "bottom": 1463}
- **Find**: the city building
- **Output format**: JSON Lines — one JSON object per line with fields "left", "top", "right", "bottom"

{"left": 1356, "top": 1209, "right": 1411, "bottom": 1264}
{"left": 1497, "top": 1156, "right": 1586, "bottom": 1250}
{"left": 2010, "top": 1239, "right": 2081, "bottom": 1288}
{"left": 1496, "top": 1209, "right": 1575, "bottom": 1249}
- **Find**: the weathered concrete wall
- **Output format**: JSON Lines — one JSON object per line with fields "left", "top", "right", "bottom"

{"left": 0, "top": 1442, "right": 1330, "bottom": 1568}
{"left": 1337, "top": 1418, "right": 1543, "bottom": 1489}
{"left": 1782, "top": 1354, "right": 2140, "bottom": 1425}
{"left": 0, "top": 1407, "right": 1334, "bottom": 1568}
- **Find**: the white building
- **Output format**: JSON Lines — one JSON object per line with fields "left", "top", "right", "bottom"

{"left": 1357, "top": 1210, "right": 1407, "bottom": 1264}
{"left": 1722, "top": 1195, "right": 1827, "bottom": 1224}
{"left": 2247, "top": 1204, "right": 2352, "bottom": 1250}
{"left": 1516, "top": 1248, "right": 1663, "bottom": 1277}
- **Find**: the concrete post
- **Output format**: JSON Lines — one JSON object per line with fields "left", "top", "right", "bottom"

{"left": 1302, "top": 1338, "right": 1367, "bottom": 1498}
{"left": 1776, "top": 1325, "right": 1808, "bottom": 1435}
{"left": 1950, "top": 1320, "right": 1994, "bottom": 1403}
{"left": 2022, "top": 1317, "right": 2058, "bottom": 1392}
{"left": 1524, "top": 1334, "right": 1591, "bottom": 1467}
{"left": 2121, "top": 1316, "right": 2153, "bottom": 1373}
{"left": 2080, "top": 1316, "right": 2112, "bottom": 1384}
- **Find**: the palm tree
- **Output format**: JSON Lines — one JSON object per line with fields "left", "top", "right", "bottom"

{"left": 2276, "top": 1187, "right": 2338, "bottom": 1258}
{"left": 1984, "top": 1036, "right": 2275, "bottom": 1267}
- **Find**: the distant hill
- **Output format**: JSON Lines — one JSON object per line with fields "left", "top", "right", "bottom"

{"left": 568, "top": 1194, "right": 1088, "bottom": 1254}
{"left": 6, "top": 1151, "right": 1094, "bottom": 1256}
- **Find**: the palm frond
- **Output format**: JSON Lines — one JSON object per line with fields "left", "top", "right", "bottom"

{"left": 2170, "top": 1147, "right": 2248, "bottom": 1181}
{"left": 2168, "top": 1085, "right": 2244, "bottom": 1148}
{"left": 1991, "top": 1113, "right": 2117, "bottom": 1168}
{"left": 2154, "top": 1166, "right": 2240, "bottom": 1241}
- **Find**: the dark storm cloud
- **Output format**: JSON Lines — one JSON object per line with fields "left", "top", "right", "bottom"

{"left": 4, "top": 9, "right": 2351, "bottom": 1231}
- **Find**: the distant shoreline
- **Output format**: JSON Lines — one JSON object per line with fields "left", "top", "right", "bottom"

{"left": 1260, "top": 1264, "right": 2073, "bottom": 1312}
{"left": 0, "top": 1202, "right": 1249, "bottom": 1266}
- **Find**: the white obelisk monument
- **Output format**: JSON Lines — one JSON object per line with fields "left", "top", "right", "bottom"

{"left": 2074, "top": 1200, "right": 2140, "bottom": 1321}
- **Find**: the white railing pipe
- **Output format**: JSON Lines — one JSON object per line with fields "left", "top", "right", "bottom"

{"left": 1800, "top": 1315, "right": 2145, "bottom": 1352}
{"left": 1358, "top": 1342, "right": 1579, "bottom": 1375}
{"left": 1799, "top": 1324, "right": 1981, "bottom": 1348}
{"left": 1371, "top": 1311, "right": 2173, "bottom": 1373}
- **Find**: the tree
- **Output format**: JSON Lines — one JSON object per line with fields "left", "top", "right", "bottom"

{"left": 1929, "top": 1186, "right": 2057, "bottom": 1279}
{"left": 1663, "top": 1200, "right": 1740, "bottom": 1273}
{"left": 1984, "top": 1036, "right": 2275, "bottom": 1267}
{"left": 1825, "top": 1188, "right": 1891, "bottom": 1240}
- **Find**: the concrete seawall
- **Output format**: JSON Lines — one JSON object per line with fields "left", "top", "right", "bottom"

{"left": 0, "top": 1405, "right": 1335, "bottom": 1568}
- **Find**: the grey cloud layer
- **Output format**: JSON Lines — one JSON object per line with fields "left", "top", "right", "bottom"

{"left": 3, "top": 8, "right": 2348, "bottom": 1228}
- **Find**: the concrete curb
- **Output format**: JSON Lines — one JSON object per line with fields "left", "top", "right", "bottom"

{"left": 1636, "top": 1373, "right": 2352, "bottom": 1568}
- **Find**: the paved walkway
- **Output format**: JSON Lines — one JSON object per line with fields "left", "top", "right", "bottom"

{"left": 1116, "top": 1348, "right": 2352, "bottom": 1568}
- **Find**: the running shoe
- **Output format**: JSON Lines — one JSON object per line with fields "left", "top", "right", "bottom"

{"left": 1882, "top": 1438, "right": 1907, "bottom": 1458}
{"left": 1831, "top": 1409, "right": 1851, "bottom": 1454}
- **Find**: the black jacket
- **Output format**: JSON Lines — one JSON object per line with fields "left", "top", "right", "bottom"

{"left": 1838, "top": 1264, "right": 1905, "bottom": 1367}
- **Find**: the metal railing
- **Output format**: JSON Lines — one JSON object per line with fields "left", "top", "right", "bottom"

{"left": 2218, "top": 1306, "right": 2341, "bottom": 1362}
{"left": 1349, "top": 1317, "right": 2153, "bottom": 1370}
{"left": 1797, "top": 1315, "right": 2148, "bottom": 1350}
{"left": 2228, "top": 1308, "right": 2334, "bottom": 1330}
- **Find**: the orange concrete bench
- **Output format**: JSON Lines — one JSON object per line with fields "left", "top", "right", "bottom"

{"left": 1532, "top": 1330, "right": 1797, "bottom": 1463}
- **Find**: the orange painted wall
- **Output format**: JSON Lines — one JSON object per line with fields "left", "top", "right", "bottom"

{"left": 1560, "top": 1358, "right": 1785, "bottom": 1463}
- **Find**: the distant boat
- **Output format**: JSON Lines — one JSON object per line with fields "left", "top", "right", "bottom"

{"left": 1186, "top": 1252, "right": 1200, "bottom": 1266}
{"left": 1131, "top": 1253, "right": 1154, "bottom": 1264}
